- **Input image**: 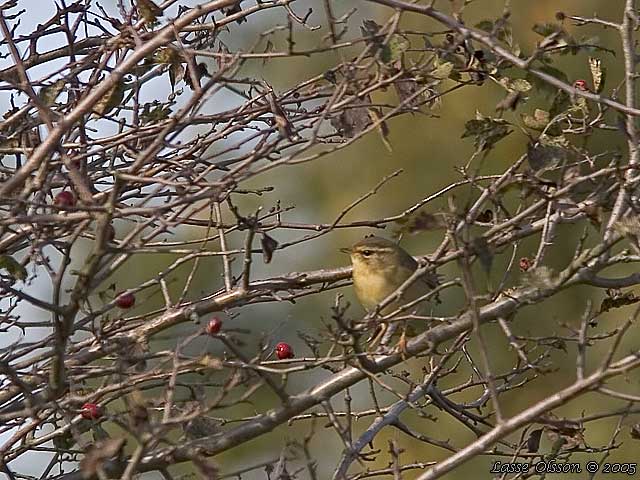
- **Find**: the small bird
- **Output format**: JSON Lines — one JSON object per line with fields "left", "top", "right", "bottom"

{"left": 341, "top": 235, "right": 438, "bottom": 346}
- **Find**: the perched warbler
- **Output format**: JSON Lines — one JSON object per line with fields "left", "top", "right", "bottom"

{"left": 341, "top": 235, "right": 438, "bottom": 344}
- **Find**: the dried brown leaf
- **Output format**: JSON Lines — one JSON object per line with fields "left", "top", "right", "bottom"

{"left": 80, "top": 438, "right": 125, "bottom": 477}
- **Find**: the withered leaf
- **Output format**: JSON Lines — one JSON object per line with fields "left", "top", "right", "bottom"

{"left": 599, "top": 289, "right": 639, "bottom": 313}
{"left": 472, "top": 237, "right": 493, "bottom": 273}
{"left": 184, "top": 413, "right": 222, "bottom": 439}
{"left": 395, "top": 211, "right": 446, "bottom": 234}
{"left": 268, "top": 93, "right": 295, "bottom": 140}
{"left": 549, "top": 338, "right": 567, "bottom": 352}
{"left": 589, "top": 57, "right": 605, "bottom": 94}
{"left": 543, "top": 419, "right": 584, "bottom": 450}
{"left": 394, "top": 76, "right": 429, "bottom": 110}
{"left": 92, "top": 81, "right": 126, "bottom": 116}
{"left": 330, "top": 94, "right": 372, "bottom": 138}
{"left": 169, "top": 62, "right": 185, "bottom": 89}
{"left": 521, "top": 108, "right": 549, "bottom": 130}
{"left": 185, "top": 62, "right": 209, "bottom": 90}
{"left": 223, "top": 1, "right": 246, "bottom": 24}
{"left": 361, "top": 19, "right": 382, "bottom": 38}
{"left": 261, "top": 233, "right": 279, "bottom": 264}
{"left": 80, "top": 438, "right": 126, "bottom": 477}
{"left": 476, "top": 209, "right": 493, "bottom": 223}
{"left": 527, "top": 428, "right": 543, "bottom": 452}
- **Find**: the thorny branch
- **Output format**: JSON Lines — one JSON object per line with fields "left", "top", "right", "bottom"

{"left": 1, "top": 1, "right": 640, "bottom": 479}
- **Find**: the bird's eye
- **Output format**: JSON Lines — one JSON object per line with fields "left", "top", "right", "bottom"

{"left": 361, "top": 250, "right": 372, "bottom": 257}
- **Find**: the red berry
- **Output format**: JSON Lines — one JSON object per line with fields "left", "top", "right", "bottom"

{"left": 54, "top": 191, "right": 76, "bottom": 207}
{"left": 115, "top": 292, "right": 135, "bottom": 309}
{"left": 519, "top": 257, "right": 532, "bottom": 272}
{"left": 81, "top": 402, "right": 102, "bottom": 420}
{"left": 205, "top": 317, "right": 222, "bottom": 335}
{"left": 275, "top": 342, "right": 294, "bottom": 360}
{"left": 573, "top": 79, "right": 589, "bottom": 91}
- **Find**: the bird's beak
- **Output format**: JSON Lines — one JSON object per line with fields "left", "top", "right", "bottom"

{"left": 339, "top": 247, "right": 352, "bottom": 254}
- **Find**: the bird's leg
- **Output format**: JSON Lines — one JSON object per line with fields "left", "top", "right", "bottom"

{"left": 379, "top": 320, "right": 398, "bottom": 348}
{"left": 396, "top": 324, "right": 409, "bottom": 360}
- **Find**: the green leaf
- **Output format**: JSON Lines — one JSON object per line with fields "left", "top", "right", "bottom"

{"left": 461, "top": 114, "right": 511, "bottom": 151}
{"left": 140, "top": 101, "right": 172, "bottom": 123}
{"left": 0, "top": 255, "right": 27, "bottom": 281}
{"left": 38, "top": 80, "right": 65, "bottom": 106}
{"left": 476, "top": 18, "right": 512, "bottom": 43}
{"left": 532, "top": 22, "right": 563, "bottom": 38}
{"left": 361, "top": 19, "right": 382, "bottom": 37}
{"left": 527, "top": 136, "right": 571, "bottom": 171}
{"left": 475, "top": 20, "right": 494, "bottom": 32}
{"left": 430, "top": 61, "right": 453, "bottom": 80}
{"left": 549, "top": 90, "right": 571, "bottom": 118}
{"left": 381, "top": 34, "right": 410, "bottom": 64}
{"left": 526, "top": 65, "right": 570, "bottom": 95}
{"left": 137, "top": 0, "right": 162, "bottom": 24}
{"left": 154, "top": 47, "right": 179, "bottom": 65}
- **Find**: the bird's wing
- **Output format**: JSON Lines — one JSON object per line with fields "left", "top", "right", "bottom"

{"left": 401, "top": 251, "right": 440, "bottom": 289}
